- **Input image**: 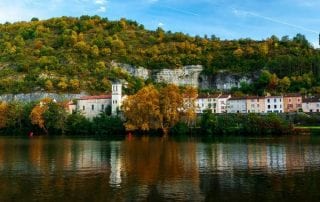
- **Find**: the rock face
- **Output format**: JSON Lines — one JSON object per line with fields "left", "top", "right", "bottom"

{"left": 111, "top": 61, "right": 151, "bottom": 80}
{"left": 210, "top": 72, "right": 252, "bottom": 90}
{"left": 153, "top": 65, "right": 203, "bottom": 88}
{"left": 112, "top": 62, "right": 253, "bottom": 90}
{"left": 0, "top": 92, "right": 86, "bottom": 102}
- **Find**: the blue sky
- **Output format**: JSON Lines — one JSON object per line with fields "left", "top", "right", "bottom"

{"left": 0, "top": 0, "right": 319, "bottom": 47}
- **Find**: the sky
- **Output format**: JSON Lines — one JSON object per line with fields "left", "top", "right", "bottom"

{"left": 0, "top": 0, "right": 319, "bottom": 47}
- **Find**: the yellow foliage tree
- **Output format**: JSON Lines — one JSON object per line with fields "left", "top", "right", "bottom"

{"left": 29, "top": 98, "right": 52, "bottom": 134}
{"left": 159, "top": 84, "right": 183, "bottom": 133}
{"left": 182, "top": 86, "right": 198, "bottom": 127}
{"left": 0, "top": 102, "right": 9, "bottom": 129}
{"left": 122, "top": 85, "right": 161, "bottom": 131}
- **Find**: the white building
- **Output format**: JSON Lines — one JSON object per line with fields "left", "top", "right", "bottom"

{"left": 195, "top": 94, "right": 220, "bottom": 113}
{"left": 72, "top": 83, "right": 123, "bottom": 119}
{"left": 216, "top": 94, "right": 231, "bottom": 113}
{"left": 302, "top": 97, "right": 320, "bottom": 113}
{"left": 227, "top": 97, "right": 247, "bottom": 113}
{"left": 265, "top": 96, "right": 283, "bottom": 113}
{"left": 77, "top": 95, "right": 112, "bottom": 119}
{"left": 111, "top": 82, "right": 122, "bottom": 115}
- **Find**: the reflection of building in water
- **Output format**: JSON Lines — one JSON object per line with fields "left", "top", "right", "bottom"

{"left": 267, "top": 145, "right": 286, "bottom": 172}
{"left": 216, "top": 143, "right": 248, "bottom": 171}
{"left": 109, "top": 142, "right": 122, "bottom": 187}
{"left": 247, "top": 144, "right": 268, "bottom": 170}
{"left": 74, "top": 141, "right": 108, "bottom": 171}
{"left": 286, "top": 144, "right": 305, "bottom": 172}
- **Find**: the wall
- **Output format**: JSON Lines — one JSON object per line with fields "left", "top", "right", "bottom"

{"left": 0, "top": 92, "right": 86, "bottom": 102}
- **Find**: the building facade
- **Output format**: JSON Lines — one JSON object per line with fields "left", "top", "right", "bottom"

{"left": 283, "top": 94, "right": 302, "bottom": 113}
{"left": 227, "top": 97, "right": 247, "bottom": 113}
{"left": 71, "top": 83, "right": 123, "bottom": 119}
{"left": 265, "top": 96, "right": 283, "bottom": 113}
{"left": 246, "top": 96, "right": 265, "bottom": 113}
{"left": 195, "top": 94, "right": 220, "bottom": 114}
{"left": 302, "top": 97, "right": 320, "bottom": 113}
{"left": 217, "top": 94, "right": 231, "bottom": 113}
{"left": 77, "top": 95, "right": 112, "bottom": 119}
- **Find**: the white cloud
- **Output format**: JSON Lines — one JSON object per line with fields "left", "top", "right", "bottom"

{"left": 97, "top": 6, "right": 106, "bottom": 12}
{"left": 158, "top": 22, "right": 164, "bottom": 27}
{"left": 95, "top": 0, "right": 107, "bottom": 5}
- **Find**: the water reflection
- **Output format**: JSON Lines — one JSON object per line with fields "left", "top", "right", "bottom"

{"left": 0, "top": 136, "right": 320, "bottom": 201}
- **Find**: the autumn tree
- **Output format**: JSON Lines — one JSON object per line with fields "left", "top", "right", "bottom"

{"left": 122, "top": 85, "right": 161, "bottom": 132}
{"left": 30, "top": 98, "right": 50, "bottom": 134}
{"left": 0, "top": 102, "right": 9, "bottom": 129}
{"left": 159, "top": 84, "right": 183, "bottom": 134}
{"left": 29, "top": 98, "right": 67, "bottom": 134}
{"left": 181, "top": 86, "right": 198, "bottom": 127}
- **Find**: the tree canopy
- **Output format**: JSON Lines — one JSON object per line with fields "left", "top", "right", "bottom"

{"left": 0, "top": 16, "right": 319, "bottom": 94}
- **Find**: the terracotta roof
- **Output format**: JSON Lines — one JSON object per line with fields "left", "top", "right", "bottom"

{"left": 265, "top": 95, "right": 283, "bottom": 98}
{"left": 218, "top": 94, "right": 231, "bottom": 98}
{"left": 283, "top": 93, "right": 302, "bottom": 97}
{"left": 246, "top": 96, "right": 265, "bottom": 99}
{"left": 303, "top": 97, "right": 320, "bottom": 103}
{"left": 78, "top": 94, "right": 112, "bottom": 100}
{"left": 228, "top": 97, "right": 247, "bottom": 100}
{"left": 197, "top": 94, "right": 220, "bottom": 99}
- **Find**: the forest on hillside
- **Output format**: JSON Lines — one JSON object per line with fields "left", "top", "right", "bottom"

{"left": 0, "top": 15, "right": 320, "bottom": 95}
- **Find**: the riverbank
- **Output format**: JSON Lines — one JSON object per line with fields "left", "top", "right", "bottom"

{"left": 0, "top": 99, "right": 318, "bottom": 136}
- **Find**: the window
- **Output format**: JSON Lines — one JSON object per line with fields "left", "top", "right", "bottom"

{"left": 310, "top": 109, "right": 313, "bottom": 113}
{"left": 289, "top": 99, "right": 291, "bottom": 102}
{"left": 274, "top": 105, "right": 277, "bottom": 109}
{"left": 267, "top": 99, "right": 270, "bottom": 103}
{"left": 280, "top": 105, "right": 282, "bottom": 108}
{"left": 102, "top": 104, "right": 104, "bottom": 110}
{"left": 257, "top": 104, "right": 260, "bottom": 107}
{"left": 83, "top": 106, "right": 85, "bottom": 111}
{"left": 317, "top": 109, "right": 319, "bottom": 112}
{"left": 274, "top": 98, "right": 277, "bottom": 102}
{"left": 92, "top": 105, "right": 94, "bottom": 110}
{"left": 268, "top": 105, "right": 271, "bottom": 109}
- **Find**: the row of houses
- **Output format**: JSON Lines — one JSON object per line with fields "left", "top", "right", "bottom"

{"left": 196, "top": 93, "right": 320, "bottom": 114}
{"left": 68, "top": 83, "right": 320, "bottom": 119}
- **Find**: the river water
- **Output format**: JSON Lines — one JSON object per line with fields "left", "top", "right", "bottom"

{"left": 0, "top": 135, "right": 320, "bottom": 201}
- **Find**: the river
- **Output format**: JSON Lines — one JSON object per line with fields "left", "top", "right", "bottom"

{"left": 0, "top": 135, "right": 320, "bottom": 201}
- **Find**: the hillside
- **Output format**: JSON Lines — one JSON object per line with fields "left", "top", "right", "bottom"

{"left": 0, "top": 15, "right": 320, "bottom": 95}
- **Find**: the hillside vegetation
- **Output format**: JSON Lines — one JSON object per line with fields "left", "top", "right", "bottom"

{"left": 0, "top": 15, "right": 320, "bottom": 95}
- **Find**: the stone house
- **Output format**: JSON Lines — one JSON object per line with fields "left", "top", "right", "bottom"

{"left": 69, "top": 83, "right": 123, "bottom": 119}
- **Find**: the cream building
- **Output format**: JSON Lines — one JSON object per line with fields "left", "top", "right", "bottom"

{"left": 246, "top": 96, "right": 265, "bottom": 113}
